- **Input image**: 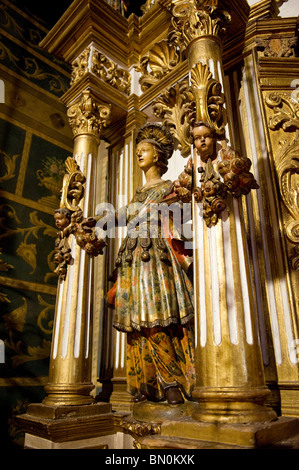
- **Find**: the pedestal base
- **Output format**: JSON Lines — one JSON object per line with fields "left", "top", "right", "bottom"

{"left": 16, "top": 402, "right": 132, "bottom": 449}
{"left": 134, "top": 415, "right": 299, "bottom": 449}
{"left": 133, "top": 400, "right": 198, "bottom": 423}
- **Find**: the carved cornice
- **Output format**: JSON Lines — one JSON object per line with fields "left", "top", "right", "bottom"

{"left": 244, "top": 17, "right": 298, "bottom": 56}
{"left": 40, "top": 0, "right": 129, "bottom": 65}
{"left": 248, "top": 0, "right": 279, "bottom": 21}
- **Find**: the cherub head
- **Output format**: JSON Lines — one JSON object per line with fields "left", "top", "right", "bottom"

{"left": 54, "top": 208, "right": 71, "bottom": 230}
{"left": 191, "top": 121, "right": 216, "bottom": 163}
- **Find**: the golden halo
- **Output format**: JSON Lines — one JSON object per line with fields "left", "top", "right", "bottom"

{"left": 136, "top": 123, "right": 174, "bottom": 160}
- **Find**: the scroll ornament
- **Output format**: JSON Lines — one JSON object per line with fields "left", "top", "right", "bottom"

{"left": 71, "top": 48, "right": 90, "bottom": 85}
{"left": 53, "top": 157, "right": 106, "bottom": 280}
{"left": 153, "top": 80, "right": 195, "bottom": 157}
{"left": 265, "top": 91, "right": 299, "bottom": 269}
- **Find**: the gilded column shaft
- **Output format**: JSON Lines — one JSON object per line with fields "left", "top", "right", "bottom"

{"left": 44, "top": 90, "right": 111, "bottom": 406}
{"left": 171, "top": 0, "right": 276, "bottom": 423}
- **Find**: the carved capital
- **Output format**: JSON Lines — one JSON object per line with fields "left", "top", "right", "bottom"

{"left": 67, "top": 90, "right": 112, "bottom": 139}
{"left": 171, "top": 0, "right": 231, "bottom": 51}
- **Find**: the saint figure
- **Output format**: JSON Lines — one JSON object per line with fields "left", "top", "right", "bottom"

{"left": 108, "top": 123, "right": 195, "bottom": 405}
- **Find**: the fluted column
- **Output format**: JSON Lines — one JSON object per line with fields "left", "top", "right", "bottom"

{"left": 43, "top": 89, "right": 111, "bottom": 406}
{"left": 172, "top": 0, "right": 276, "bottom": 423}
{"left": 106, "top": 102, "right": 147, "bottom": 410}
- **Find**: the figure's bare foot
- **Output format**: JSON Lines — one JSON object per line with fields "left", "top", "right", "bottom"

{"left": 165, "top": 386, "right": 184, "bottom": 405}
{"left": 132, "top": 392, "right": 147, "bottom": 403}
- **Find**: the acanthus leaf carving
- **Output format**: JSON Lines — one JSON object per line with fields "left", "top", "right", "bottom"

{"left": 171, "top": 1, "right": 231, "bottom": 49}
{"left": 256, "top": 37, "right": 298, "bottom": 58}
{"left": 71, "top": 47, "right": 90, "bottom": 85}
{"left": 190, "top": 62, "right": 226, "bottom": 137}
{"left": 54, "top": 157, "right": 106, "bottom": 281}
{"left": 265, "top": 92, "right": 299, "bottom": 132}
{"left": 152, "top": 79, "right": 195, "bottom": 157}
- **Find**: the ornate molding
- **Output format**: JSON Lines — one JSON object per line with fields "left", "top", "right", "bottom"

{"left": 171, "top": 1, "right": 231, "bottom": 50}
{"left": 71, "top": 47, "right": 90, "bottom": 85}
{"left": 266, "top": 90, "right": 299, "bottom": 134}
{"left": 256, "top": 37, "right": 298, "bottom": 58}
{"left": 91, "top": 50, "right": 131, "bottom": 95}
{"left": 265, "top": 91, "right": 299, "bottom": 269}
{"left": 67, "top": 90, "right": 112, "bottom": 139}
{"left": 120, "top": 417, "right": 161, "bottom": 440}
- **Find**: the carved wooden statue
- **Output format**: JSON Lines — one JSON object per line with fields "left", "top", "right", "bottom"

{"left": 108, "top": 123, "right": 195, "bottom": 405}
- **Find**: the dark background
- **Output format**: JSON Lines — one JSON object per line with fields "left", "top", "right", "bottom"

{"left": 21, "top": 0, "right": 145, "bottom": 30}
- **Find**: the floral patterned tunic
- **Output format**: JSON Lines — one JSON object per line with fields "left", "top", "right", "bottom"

{"left": 111, "top": 180, "right": 194, "bottom": 334}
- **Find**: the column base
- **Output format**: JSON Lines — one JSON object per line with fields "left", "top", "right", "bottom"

{"left": 279, "top": 382, "right": 299, "bottom": 417}
{"left": 134, "top": 416, "right": 299, "bottom": 449}
{"left": 192, "top": 402, "right": 277, "bottom": 425}
{"left": 192, "top": 385, "right": 277, "bottom": 424}
{"left": 43, "top": 382, "right": 95, "bottom": 406}
{"left": 15, "top": 402, "right": 125, "bottom": 449}
{"left": 110, "top": 377, "right": 133, "bottom": 412}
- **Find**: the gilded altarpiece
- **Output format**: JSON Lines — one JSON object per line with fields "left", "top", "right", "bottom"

{"left": 2, "top": 0, "right": 299, "bottom": 450}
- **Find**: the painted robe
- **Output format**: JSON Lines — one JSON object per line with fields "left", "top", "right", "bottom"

{"left": 108, "top": 180, "right": 195, "bottom": 400}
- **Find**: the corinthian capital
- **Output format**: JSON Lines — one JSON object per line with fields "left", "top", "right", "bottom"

{"left": 171, "top": 0, "right": 231, "bottom": 49}
{"left": 67, "top": 90, "right": 111, "bottom": 139}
